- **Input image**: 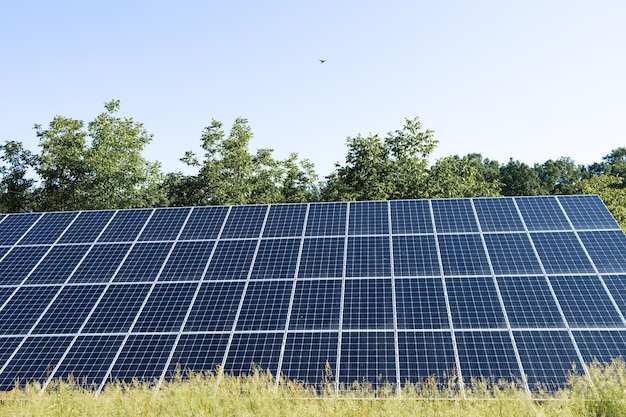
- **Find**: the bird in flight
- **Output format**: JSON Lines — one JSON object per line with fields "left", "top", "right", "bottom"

{"left": 319, "top": 59, "right": 326, "bottom": 64}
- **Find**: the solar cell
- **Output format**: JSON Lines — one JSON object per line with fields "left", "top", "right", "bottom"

{"left": 339, "top": 331, "right": 397, "bottom": 388}
{"left": 454, "top": 331, "right": 522, "bottom": 388}
{"left": 516, "top": 197, "right": 571, "bottom": 231}
{"left": 0, "top": 194, "right": 624, "bottom": 396}
{"left": 280, "top": 332, "right": 338, "bottom": 386}
{"left": 514, "top": 330, "right": 582, "bottom": 390}
{"left": 305, "top": 202, "right": 347, "bottom": 237}
{"left": 473, "top": 198, "right": 525, "bottom": 232}
{"left": 0, "top": 213, "right": 41, "bottom": 245}
{"left": 397, "top": 331, "right": 456, "bottom": 387}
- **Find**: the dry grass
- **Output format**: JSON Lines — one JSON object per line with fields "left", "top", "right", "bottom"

{"left": 0, "top": 360, "right": 625, "bottom": 416}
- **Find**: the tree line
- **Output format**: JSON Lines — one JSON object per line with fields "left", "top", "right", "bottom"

{"left": 1, "top": 100, "right": 625, "bottom": 228}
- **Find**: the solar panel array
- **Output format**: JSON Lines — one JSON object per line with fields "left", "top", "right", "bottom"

{"left": 0, "top": 195, "right": 626, "bottom": 396}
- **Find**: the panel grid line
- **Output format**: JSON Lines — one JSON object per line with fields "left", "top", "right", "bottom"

{"left": 512, "top": 197, "right": 591, "bottom": 387}
{"left": 555, "top": 197, "right": 626, "bottom": 328}
{"left": 470, "top": 198, "right": 530, "bottom": 394}
{"left": 42, "top": 209, "right": 155, "bottom": 395}
{"left": 155, "top": 206, "right": 233, "bottom": 391}
{"left": 219, "top": 205, "right": 271, "bottom": 372}
{"left": 274, "top": 204, "right": 310, "bottom": 385}
{"left": 429, "top": 199, "right": 465, "bottom": 398}
{"left": 0, "top": 211, "right": 82, "bottom": 380}
{"left": 95, "top": 208, "right": 193, "bottom": 393}
{"left": 387, "top": 200, "right": 401, "bottom": 392}
{"left": 334, "top": 202, "right": 349, "bottom": 396}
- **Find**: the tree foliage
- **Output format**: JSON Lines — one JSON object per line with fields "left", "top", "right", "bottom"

{"left": 0, "top": 141, "right": 37, "bottom": 213}
{"left": 322, "top": 117, "right": 437, "bottom": 201}
{"left": 427, "top": 154, "right": 502, "bottom": 198}
{"left": 34, "top": 100, "right": 164, "bottom": 211}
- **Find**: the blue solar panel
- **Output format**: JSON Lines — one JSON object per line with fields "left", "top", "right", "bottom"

{"left": 26, "top": 245, "right": 90, "bottom": 284}
{"left": 179, "top": 206, "right": 229, "bottom": 240}
{"left": 298, "top": 238, "right": 344, "bottom": 278}
{"left": 531, "top": 232, "right": 595, "bottom": 274}
{"left": 514, "top": 330, "right": 582, "bottom": 390}
{"left": 0, "top": 194, "right": 624, "bottom": 396}
{"left": 516, "top": 197, "right": 571, "bottom": 231}
{"left": 235, "top": 280, "right": 292, "bottom": 331}
{"left": 483, "top": 234, "right": 543, "bottom": 275}
{"left": 221, "top": 205, "right": 268, "bottom": 239}
{"left": 431, "top": 199, "right": 478, "bottom": 233}
{"left": 53, "top": 335, "right": 125, "bottom": 387}
{"left": 398, "top": 331, "right": 456, "bottom": 386}
{"left": 133, "top": 282, "right": 198, "bottom": 332}
{"left": 168, "top": 333, "right": 229, "bottom": 376}
{"left": 32, "top": 284, "right": 107, "bottom": 334}
{"left": 454, "top": 331, "right": 521, "bottom": 387}
{"left": 58, "top": 210, "right": 115, "bottom": 244}
{"left": 348, "top": 201, "right": 389, "bottom": 235}
{"left": 392, "top": 235, "right": 440, "bottom": 277}
{"left": 69, "top": 243, "right": 131, "bottom": 283}
{"left": 263, "top": 204, "right": 306, "bottom": 238}
{"left": 578, "top": 231, "right": 626, "bottom": 273}
{"left": 0, "top": 246, "right": 51, "bottom": 285}
{"left": 98, "top": 209, "right": 152, "bottom": 242}
{"left": 345, "top": 236, "right": 391, "bottom": 277}
{"left": 558, "top": 195, "right": 620, "bottom": 230}
{"left": 0, "top": 213, "right": 41, "bottom": 245}
{"left": 438, "top": 234, "right": 491, "bottom": 276}
{"left": 473, "top": 198, "right": 525, "bottom": 232}
{"left": 250, "top": 239, "right": 300, "bottom": 280}
{"left": 446, "top": 277, "right": 507, "bottom": 329}
{"left": 342, "top": 278, "right": 394, "bottom": 329}
{"left": 395, "top": 278, "right": 449, "bottom": 329}
{"left": 19, "top": 211, "right": 77, "bottom": 245}
{"left": 497, "top": 276, "right": 564, "bottom": 328}
{"left": 159, "top": 241, "right": 215, "bottom": 281}
{"left": 82, "top": 283, "right": 152, "bottom": 333}
{"left": 390, "top": 200, "right": 433, "bottom": 234}
{"left": 339, "top": 331, "right": 396, "bottom": 388}
{"left": 306, "top": 202, "right": 347, "bottom": 237}
{"left": 281, "top": 332, "right": 337, "bottom": 386}
{"left": 288, "top": 279, "right": 341, "bottom": 330}
{"left": 549, "top": 275, "right": 625, "bottom": 328}
{"left": 138, "top": 207, "right": 190, "bottom": 241}
{"left": 184, "top": 281, "right": 244, "bottom": 332}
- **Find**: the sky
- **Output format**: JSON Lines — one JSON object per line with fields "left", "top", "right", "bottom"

{"left": 2, "top": 1, "right": 625, "bottom": 178}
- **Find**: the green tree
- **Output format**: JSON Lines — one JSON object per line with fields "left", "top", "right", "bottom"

{"left": 171, "top": 118, "right": 319, "bottom": 206}
{"left": 0, "top": 141, "right": 37, "bottom": 212}
{"left": 427, "top": 154, "right": 502, "bottom": 198}
{"left": 321, "top": 117, "right": 437, "bottom": 201}
{"left": 35, "top": 100, "right": 165, "bottom": 211}
{"left": 534, "top": 157, "right": 585, "bottom": 195}
{"left": 589, "top": 148, "right": 626, "bottom": 186}
{"left": 499, "top": 159, "right": 544, "bottom": 196}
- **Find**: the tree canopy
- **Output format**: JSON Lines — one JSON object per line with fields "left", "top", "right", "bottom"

{"left": 1, "top": 101, "right": 624, "bottom": 229}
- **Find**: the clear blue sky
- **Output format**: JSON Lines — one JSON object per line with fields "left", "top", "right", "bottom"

{"left": 2, "top": 1, "right": 625, "bottom": 177}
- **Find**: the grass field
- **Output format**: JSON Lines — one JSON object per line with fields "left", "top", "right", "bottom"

{"left": 1, "top": 360, "right": 625, "bottom": 416}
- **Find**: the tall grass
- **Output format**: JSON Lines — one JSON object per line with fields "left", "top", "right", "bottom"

{"left": 1, "top": 360, "right": 625, "bottom": 416}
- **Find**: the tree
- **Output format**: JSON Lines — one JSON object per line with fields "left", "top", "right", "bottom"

{"left": 534, "top": 157, "right": 585, "bottom": 195}
{"left": 0, "top": 141, "right": 37, "bottom": 212}
{"left": 35, "top": 100, "right": 165, "bottom": 211}
{"left": 588, "top": 148, "right": 626, "bottom": 186}
{"left": 427, "top": 154, "right": 502, "bottom": 198}
{"left": 321, "top": 117, "right": 437, "bottom": 201}
{"left": 499, "top": 159, "right": 544, "bottom": 196}
{"left": 171, "top": 118, "right": 319, "bottom": 206}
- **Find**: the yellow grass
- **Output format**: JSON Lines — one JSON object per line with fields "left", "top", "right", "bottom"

{"left": 1, "top": 360, "right": 625, "bottom": 416}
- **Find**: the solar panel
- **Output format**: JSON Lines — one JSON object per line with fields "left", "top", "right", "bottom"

{"left": 0, "top": 194, "right": 625, "bottom": 397}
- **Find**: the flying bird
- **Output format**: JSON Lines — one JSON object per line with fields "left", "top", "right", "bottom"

{"left": 319, "top": 59, "right": 326, "bottom": 64}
